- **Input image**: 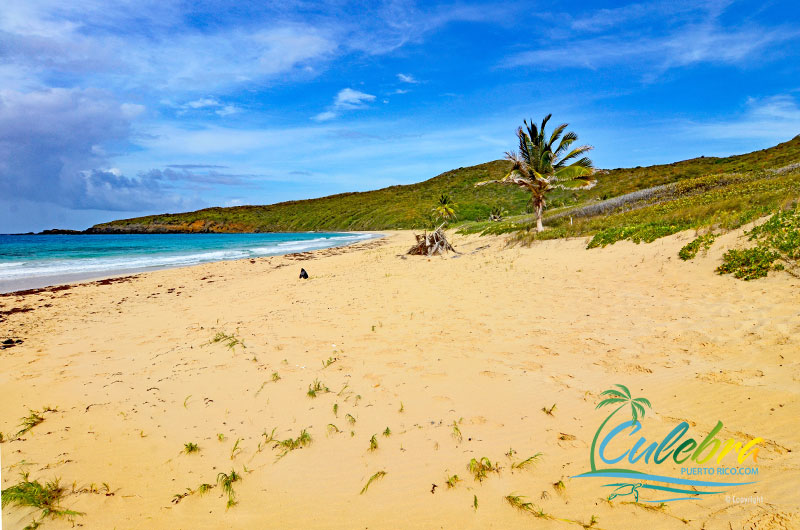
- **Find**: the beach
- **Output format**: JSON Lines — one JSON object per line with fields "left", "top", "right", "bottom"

{"left": 1, "top": 229, "right": 798, "bottom": 529}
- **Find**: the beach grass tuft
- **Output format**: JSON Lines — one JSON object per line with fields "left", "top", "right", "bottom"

{"left": 211, "top": 331, "right": 246, "bottom": 351}
{"left": 183, "top": 442, "right": 199, "bottom": 454}
{"left": 359, "top": 471, "right": 386, "bottom": 494}
{"left": 307, "top": 379, "right": 330, "bottom": 398}
{"left": 216, "top": 470, "right": 241, "bottom": 509}
{"left": 504, "top": 493, "right": 537, "bottom": 513}
{"left": 275, "top": 429, "right": 312, "bottom": 457}
{"left": 511, "top": 453, "right": 542, "bottom": 471}
{"left": 230, "top": 438, "right": 242, "bottom": 460}
{"left": 1, "top": 472, "right": 83, "bottom": 525}
{"left": 451, "top": 419, "right": 463, "bottom": 443}
{"left": 467, "top": 457, "right": 498, "bottom": 482}
{"left": 15, "top": 408, "right": 56, "bottom": 438}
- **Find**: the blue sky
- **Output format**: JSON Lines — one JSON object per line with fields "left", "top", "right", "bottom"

{"left": 1, "top": 0, "right": 799, "bottom": 232}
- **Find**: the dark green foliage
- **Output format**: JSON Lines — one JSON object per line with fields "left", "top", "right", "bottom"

{"left": 717, "top": 204, "right": 799, "bottom": 280}
{"left": 747, "top": 205, "right": 800, "bottom": 260}
{"left": 587, "top": 222, "right": 688, "bottom": 248}
{"left": 679, "top": 234, "right": 717, "bottom": 260}
{"left": 717, "top": 248, "right": 782, "bottom": 280}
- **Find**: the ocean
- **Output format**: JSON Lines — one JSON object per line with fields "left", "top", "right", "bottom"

{"left": 0, "top": 232, "right": 378, "bottom": 293}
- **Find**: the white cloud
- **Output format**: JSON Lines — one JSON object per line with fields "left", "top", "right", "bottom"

{"left": 397, "top": 73, "right": 418, "bottom": 83}
{"left": 215, "top": 105, "right": 239, "bottom": 117}
{"left": 503, "top": 1, "right": 799, "bottom": 77}
{"left": 685, "top": 94, "right": 800, "bottom": 140}
{"left": 313, "top": 111, "right": 338, "bottom": 122}
{"left": 186, "top": 98, "right": 221, "bottom": 109}
{"left": 313, "top": 88, "right": 376, "bottom": 121}
{"left": 0, "top": 3, "right": 338, "bottom": 95}
{"left": 504, "top": 24, "right": 796, "bottom": 73}
{"left": 178, "top": 98, "right": 240, "bottom": 117}
{"left": 334, "top": 88, "right": 376, "bottom": 109}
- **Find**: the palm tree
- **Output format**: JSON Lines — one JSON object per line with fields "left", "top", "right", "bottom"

{"left": 476, "top": 114, "right": 595, "bottom": 232}
{"left": 589, "top": 384, "right": 651, "bottom": 472}
{"left": 433, "top": 193, "right": 457, "bottom": 223}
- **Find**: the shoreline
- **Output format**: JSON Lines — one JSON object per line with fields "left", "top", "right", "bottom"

{"left": 0, "top": 231, "right": 386, "bottom": 294}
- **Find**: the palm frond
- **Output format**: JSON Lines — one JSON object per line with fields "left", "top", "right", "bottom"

{"left": 633, "top": 397, "right": 652, "bottom": 409}
{"left": 539, "top": 114, "right": 552, "bottom": 139}
{"left": 524, "top": 119, "right": 538, "bottom": 144}
{"left": 596, "top": 397, "right": 626, "bottom": 409}
{"left": 614, "top": 384, "right": 632, "bottom": 398}
{"left": 600, "top": 389, "right": 626, "bottom": 398}
{"left": 553, "top": 165, "right": 594, "bottom": 182}
{"left": 547, "top": 123, "right": 568, "bottom": 150}
{"left": 632, "top": 402, "right": 646, "bottom": 420}
{"left": 553, "top": 131, "right": 578, "bottom": 157}
{"left": 555, "top": 145, "right": 594, "bottom": 168}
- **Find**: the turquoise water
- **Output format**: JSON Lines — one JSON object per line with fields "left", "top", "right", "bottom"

{"left": 0, "top": 232, "right": 377, "bottom": 291}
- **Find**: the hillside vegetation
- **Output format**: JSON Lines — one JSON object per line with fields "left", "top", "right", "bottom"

{"left": 90, "top": 136, "right": 800, "bottom": 234}
{"left": 90, "top": 161, "right": 522, "bottom": 233}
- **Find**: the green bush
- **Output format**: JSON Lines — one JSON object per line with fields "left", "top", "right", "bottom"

{"left": 678, "top": 234, "right": 717, "bottom": 260}
{"left": 587, "top": 222, "right": 688, "bottom": 248}
{"left": 716, "top": 204, "right": 799, "bottom": 280}
{"left": 716, "top": 248, "right": 782, "bottom": 280}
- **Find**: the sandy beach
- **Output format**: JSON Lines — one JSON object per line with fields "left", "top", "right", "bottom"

{"left": 1, "top": 229, "right": 798, "bottom": 529}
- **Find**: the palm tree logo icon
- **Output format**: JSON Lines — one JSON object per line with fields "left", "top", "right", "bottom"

{"left": 590, "top": 384, "right": 652, "bottom": 472}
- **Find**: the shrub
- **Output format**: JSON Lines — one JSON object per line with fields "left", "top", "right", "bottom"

{"left": 678, "top": 234, "right": 716, "bottom": 260}
{"left": 717, "top": 204, "right": 799, "bottom": 280}
{"left": 716, "top": 248, "right": 782, "bottom": 280}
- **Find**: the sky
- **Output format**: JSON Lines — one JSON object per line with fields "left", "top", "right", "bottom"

{"left": 1, "top": 0, "right": 800, "bottom": 232}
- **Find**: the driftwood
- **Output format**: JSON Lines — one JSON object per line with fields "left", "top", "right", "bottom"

{"left": 407, "top": 224, "right": 458, "bottom": 256}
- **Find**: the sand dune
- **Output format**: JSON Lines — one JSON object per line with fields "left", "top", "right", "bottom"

{"left": 1, "top": 229, "right": 798, "bottom": 529}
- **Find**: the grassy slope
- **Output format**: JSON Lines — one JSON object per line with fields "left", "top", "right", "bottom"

{"left": 91, "top": 161, "right": 523, "bottom": 232}
{"left": 90, "top": 136, "right": 800, "bottom": 234}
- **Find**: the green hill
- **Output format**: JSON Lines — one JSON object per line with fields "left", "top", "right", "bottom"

{"left": 89, "top": 136, "right": 800, "bottom": 234}
{"left": 89, "top": 160, "right": 522, "bottom": 233}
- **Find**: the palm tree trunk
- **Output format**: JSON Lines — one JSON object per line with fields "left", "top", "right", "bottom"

{"left": 535, "top": 201, "right": 544, "bottom": 232}
{"left": 589, "top": 403, "right": 627, "bottom": 472}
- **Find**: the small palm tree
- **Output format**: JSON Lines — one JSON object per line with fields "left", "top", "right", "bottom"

{"left": 476, "top": 114, "right": 595, "bottom": 232}
{"left": 433, "top": 193, "right": 457, "bottom": 223}
{"left": 590, "top": 384, "right": 651, "bottom": 471}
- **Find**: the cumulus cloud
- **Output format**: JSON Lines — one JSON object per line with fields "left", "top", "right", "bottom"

{"left": 0, "top": 87, "right": 197, "bottom": 212}
{"left": 314, "top": 88, "right": 376, "bottom": 121}
{"left": 0, "top": 7, "right": 337, "bottom": 94}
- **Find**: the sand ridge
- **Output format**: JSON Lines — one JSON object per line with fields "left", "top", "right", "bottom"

{"left": 1, "top": 230, "right": 798, "bottom": 529}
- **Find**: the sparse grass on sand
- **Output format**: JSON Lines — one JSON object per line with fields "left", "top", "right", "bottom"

{"left": 1, "top": 472, "right": 83, "bottom": 527}
{"left": 359, "top": 471, "right": 386, "bottom": 495}
{"left": 275, "top": 429, "right": 312, "bottom": 458}
{"left": 216, "top": 470, "right": 241, "bottom": 509}
{"left": 511, "top": 453, "right": 542, "bottom": 470}
{"left": 467, "top": 457, "right": 498, "bottom": 482}
{"left": 210, "top": 331, "right": 246, "bottom": 351}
